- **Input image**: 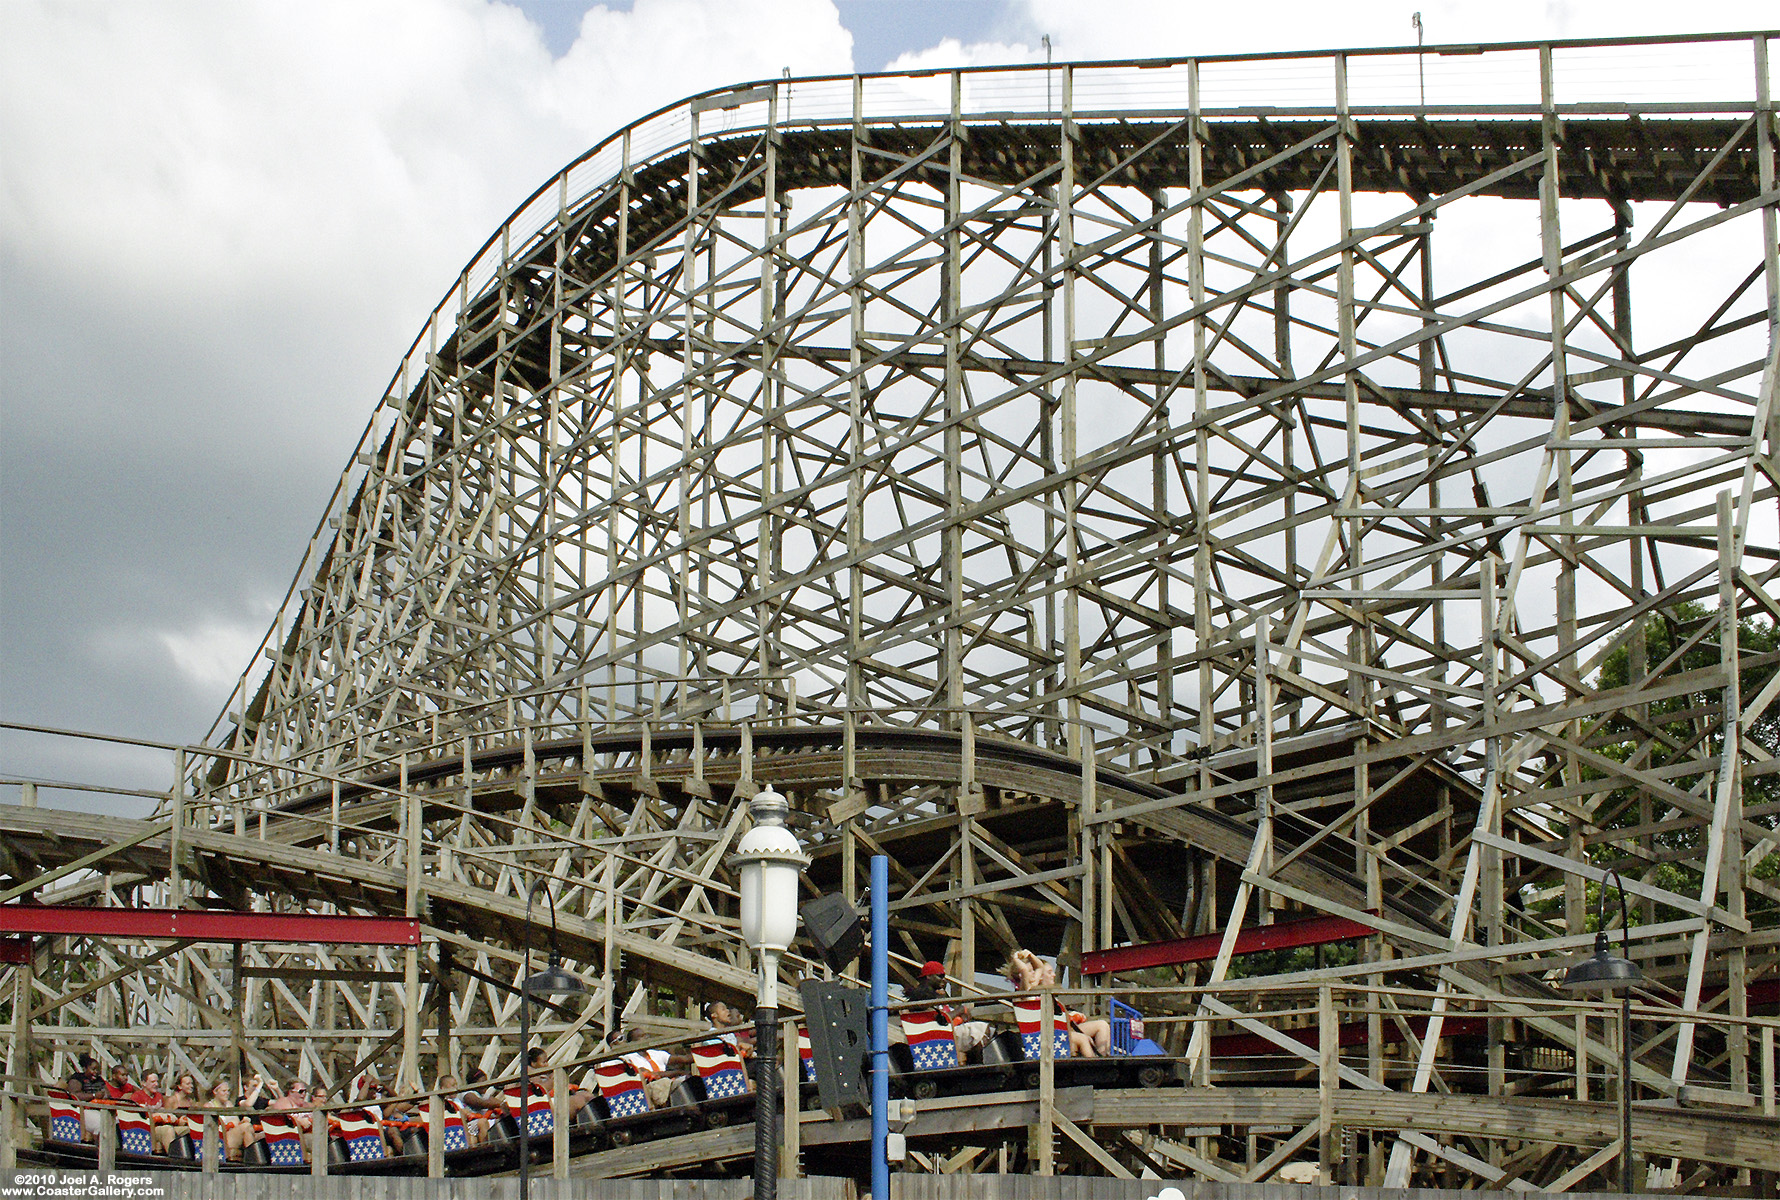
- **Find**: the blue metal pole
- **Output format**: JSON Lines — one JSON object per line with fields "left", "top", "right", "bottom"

{"left": 870, "top": 854, "right": 889, "bottom": 1200}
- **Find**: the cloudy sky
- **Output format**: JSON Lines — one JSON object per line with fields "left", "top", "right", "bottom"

{"left": 2, "top": 0, "right": 1774, "bottom": 811}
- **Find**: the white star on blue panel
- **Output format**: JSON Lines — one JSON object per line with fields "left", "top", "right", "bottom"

{"left": 913, "top": 1040, "right": 957, "bottom": 1070}
{"left": 706, "top": 1070, "right": 746, "bottom": 1098}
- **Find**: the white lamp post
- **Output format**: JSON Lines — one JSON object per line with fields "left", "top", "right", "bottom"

{"left": 732, "top": 786, "right": 809, "bottom": 1200}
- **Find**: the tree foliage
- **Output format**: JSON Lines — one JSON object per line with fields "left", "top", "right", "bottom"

{"left": 1534, "top": 601, "right": 1780, "bottom": 930}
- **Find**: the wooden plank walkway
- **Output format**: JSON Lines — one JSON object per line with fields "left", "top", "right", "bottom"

{"left": 2, "top": 1168, "right": 1669, "bottom": 1200}
{"left": 10, "top": 1174, "right": 850, "bottom": 1200}
{"left": 1084, "top": 1088, "right": 1780, "bottom": 1175}
{"left": 891, "top": 1180, "right": 1653, "bottom": 1200}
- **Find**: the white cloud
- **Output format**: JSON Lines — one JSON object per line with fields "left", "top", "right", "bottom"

{"left": 159, "top": 617, "right": 276, "bottom": 694}
{"left": 887, "top": 36, "right": 1041, "bottom": 73}
{"left": 0, "top": 0, "right": 855, "bottom": 788}
{"left": 0, "top": 0, "right": 853, "bottom": 306}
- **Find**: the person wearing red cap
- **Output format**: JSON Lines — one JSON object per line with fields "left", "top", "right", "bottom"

{"left": 905, "top": 961, "right": 993, "bottom": 1056}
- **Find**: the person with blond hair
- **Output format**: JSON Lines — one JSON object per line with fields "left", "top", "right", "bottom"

{"left": 1004, "top": 949, "right": 1110, "bottom": 1057}
{"left": 205, "top": 1078, "right": 262, "bottom": 1162}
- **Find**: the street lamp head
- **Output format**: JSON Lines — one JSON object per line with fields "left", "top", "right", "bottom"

{"left": 1561, "top": 929, "right": 1643, "bottom": 993}
{"left": 1562, "top": 867, "right": 1643, "bottom": 994}
{"left": 733, "top": 785, "right": 810, "bottom": 954}
{"left": 523, "top": 958, "right": 587, "bottom": 998}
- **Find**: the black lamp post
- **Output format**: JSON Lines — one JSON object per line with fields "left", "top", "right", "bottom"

{"left": 1561, "top": 867, "right": 1643, "bottom": 1194}
{"left": 517, "top": 877, "right": 585, "bottom": 1200}
{"left": 731, "top": 786, "right": 809, "bottom": 1200}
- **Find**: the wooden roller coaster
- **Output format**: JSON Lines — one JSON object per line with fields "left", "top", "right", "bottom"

{"left": 5, "top": 29, "right": 1780, "bottom": 1193}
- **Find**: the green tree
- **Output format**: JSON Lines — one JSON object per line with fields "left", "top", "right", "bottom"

{"left": 1543, "top": 602, "right": 1780, "bottom": 929}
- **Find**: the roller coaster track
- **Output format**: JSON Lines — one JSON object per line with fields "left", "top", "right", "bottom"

{"left": 4, "top": 725, "right": 1435, "bottom": 998}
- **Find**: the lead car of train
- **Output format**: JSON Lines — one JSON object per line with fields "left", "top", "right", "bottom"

{"left": 21, "top": 1001, "right": 1179, "bottom": 1177}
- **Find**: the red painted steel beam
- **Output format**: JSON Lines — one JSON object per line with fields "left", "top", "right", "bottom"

{"left": 0, "top": 906, "right": 419, "bottom": 945}
{"left": 1082, "top": 913, "right": 1377, "bottom": 976}
{"left": 1, "top": 937, "right": 29, "bottom": 964}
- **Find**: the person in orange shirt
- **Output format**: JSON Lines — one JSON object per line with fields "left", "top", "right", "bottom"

{"left": 612, "top": 1028, "right": 685, "bottom": 1108}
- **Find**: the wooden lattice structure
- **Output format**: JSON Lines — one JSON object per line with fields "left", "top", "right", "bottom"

{"left": 5, "top": 31, "right": 1780, "bottom": 1191}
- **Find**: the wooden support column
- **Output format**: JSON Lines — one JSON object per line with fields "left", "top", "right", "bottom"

{"left": 168, "top": 749, "right": 185, "bottom": 904}
{"left": 8, "top": 939, "right": 32, "bottom": 1120}
{"left": 1033, "top": 988, "right": 1056, "bottom": 1175}
{"left": 1091, "top": 728, "right": 1110, "bottom": 956}
{"left": 846, "top": 75, "right": 867, "bottom": 724}
{"left": 402, "top": 755, "right": 421, "bottom": 1094}
{"left": 602, "top": 844, "right": 618, "bottom": 1033}
{"left": 942, "top": 69, "right": 965, "bottom": 718}
{"left": 1150, "top": 185, "right": 1173, "bottom": 758}
{"left": 436, "top": 943, "right": 454, "bottom": 1080}
{"left": 1533, "top": 41, "right": 1587, "bottom": 982}
{"left": 1576, "top": 1012, "right": 1589, "bottom": 1101}
{"left": 1358, "top": 737, "right": 1383, "bottom": 1184}
{"left": 1187, "top": 55, "right": 1212, "bottom": 781}
{"left": 1335, "top": 51, "right": 1367, "bottom": 726}
{"left": 427, "top": 1087, "right": 444, "bottom": 1178}
{"left": 1059, "top": 63, "right": 1082, "bottom": 755}
{"left": 754, "top": 83, "right": 783, "bottom": 698}
{"left": 311, "top": 1099, "right": 327, "bottom": 1176}
{"left": 1318, "top": 984, "right": 1336, "bottom": 1183}
{"left": 959, "top": 714, "right": 979, "bottom": 983}
{"left": 93, "top": 1108, "right": 113, "bottom": 1173}
{"left": 552, "top": 1065, "right": 569, "bottom": 1179}
{"left": 782, "top": 1014, "right": 801, "bottom": 1179}
{"left": 1255, "top": 616, "right": 1274, "bottom": 919}
{"left": 1758, "top": 35, "right": 1778, "bottom": 329}
{"left": 231, "top": 942, "right": 246, "bottom": 1085}
{"left": 1762, "top": 1025, "right": 1775, "bottom": 1117}
{"left": 1718, "top": 493, "right": 1747, "bottom": 1096}
{"left": 1077, "top": 723, "right": 1096, "bottom": 959}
